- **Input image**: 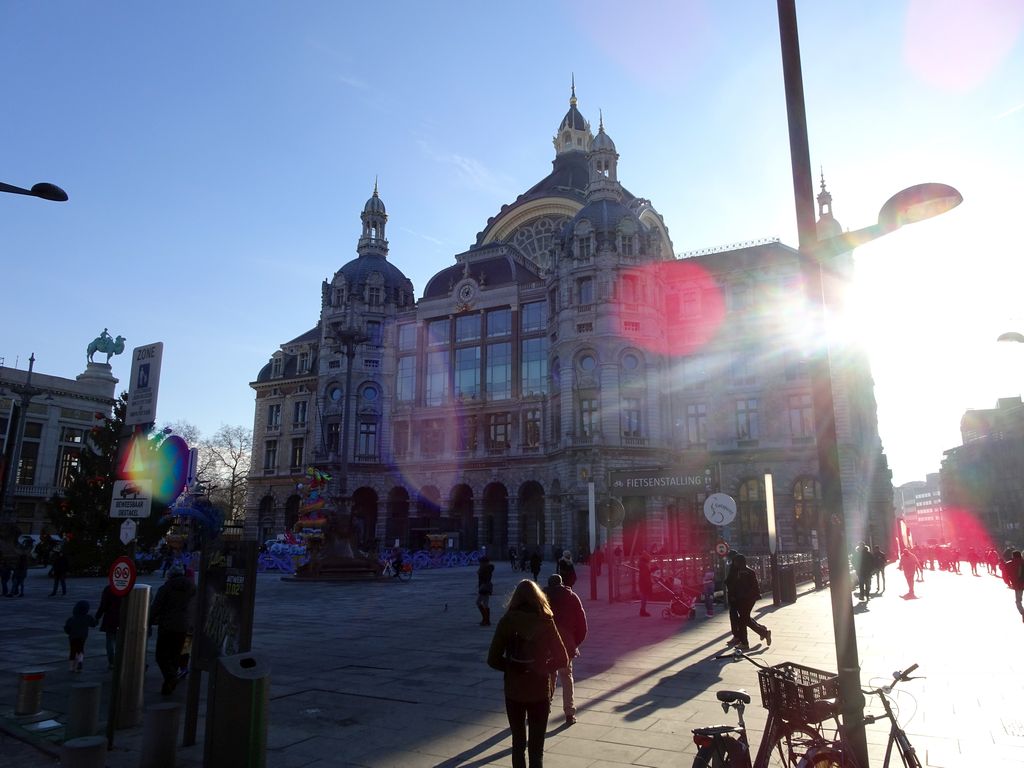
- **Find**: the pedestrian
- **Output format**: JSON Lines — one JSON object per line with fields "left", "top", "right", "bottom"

{"left": 509, "top": 545, "right": 518, "bottom": 570}
{"left": 49, "top": 547, "right": 70, "bottom": 596}
{"left": 724, "top": 549, "right": 742, "bottom": 639}
{"left": 95, "top": 583, "right": 123, "bottom": 670}
{"left": 872, "top": 545, "right": 886, "bottom": 594}
{"left": 702, "top": 568, "right": 716, "bottom": 616}
{"left": 544, "top": 574, "right": 588, "bottom": 725}
{"left": 592, "top": 546, "right": 604, "bottom": 578}
{"left": 10, "top": 552, "right": 28, "bottom": 597}
{"left": 529, "top": 549, "right": 542, "bottom": 583}
{"left": 519, "top": 546, "right": 529, "bottom": 573}
{"left": 726, "top": 554, "right": 771, "bottom": 649}
{"left": 899, "top": 547, "right": 919, "bottom": 598}
{"left": 477, "top": 554, "right": 495, "bottom": 626}
{"left": 638, "top": 550, "right": 655, "bottom": 617}
{"left": 556, "top": 550, "right": 577, "bottom": 588}
{"left": 967, "top": 547, "right": 979, "bottom": 576}
{"left": 1005, "top": 550, "right": 1024, "bottom": 623}
{"left": 64, "top": 599, "right": 97, "bottom": 672}
{"left": 149, "top": 566, "right": 196, "bottom": 696}
{"left": 853, "top": 542, "right": 873, "bottom": 601}
{"left": 487, "top": 579, "right": 569, "bottom": 768}
{"left": 0, "top": 558, "right": 10, "bottom": 597}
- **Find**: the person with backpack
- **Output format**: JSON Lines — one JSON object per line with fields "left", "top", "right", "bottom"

{"left": 487, "top": 579, "right": 569, "bottom": 768}
{"left": 726, "top": 554, "right": 770, "bottom": 649}
{"left": 556, "top": 550, "right": 576, "bottom": 588}
{"left": 544, "top": 574, "right": 587, "bottom": 725}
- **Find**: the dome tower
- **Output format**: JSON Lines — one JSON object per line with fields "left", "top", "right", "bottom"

{"left": 552, "top": 76, "right": 592, "bottom": 156}
{"left": 358, "top": 179, "right": 389, "bottom": 258}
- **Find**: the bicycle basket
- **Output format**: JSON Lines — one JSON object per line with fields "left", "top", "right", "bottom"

{"left": 757, "top": 662, "right": 839, "bottom": 722}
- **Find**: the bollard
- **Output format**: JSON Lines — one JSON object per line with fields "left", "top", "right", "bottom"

{"left": 61, "top": 735, "right": 107, "bottom": 768}
{"left": 67, "top": 682, "right": 101, "bottom": 738}
{"left": 203, "top": 653, "right": 270, "bottom": 768}
{"left": 139, "top": 702, "right": 180, "bottom": 768}
{"left": 116, "top": 584, "right": 151, "bottom": 729}
{"left": 15, "top": 669, "right": 46, "bottom": 716}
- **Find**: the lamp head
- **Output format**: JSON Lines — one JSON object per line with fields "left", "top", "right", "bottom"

{"left": 997, "top": 332, "right": 1024, "bottom": 344}
{"left": 878, "top": 183, "right": 961, "bottom": 232}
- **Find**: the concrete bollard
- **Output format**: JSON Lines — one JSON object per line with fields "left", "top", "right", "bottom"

{"left": 139, "top": 702, "right": 180, "bottom": 768}
{"left": 204, "top": 653, "right": 270, "bottom": 768}
{"left": 61, "top": 735, "right": 107, "bottom": 768}
{"left": 15, "top": 669, "right": 46, "bottom": 716}
{"left": 116, "top": 584, "right": 151, "bottom": 729}
{"left": 67, "top": 681, "right": 102, "bottom": 739}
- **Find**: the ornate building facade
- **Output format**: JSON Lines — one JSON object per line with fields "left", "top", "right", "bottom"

{"left": 246, "top": 88, "right": 894, "bottom": 558}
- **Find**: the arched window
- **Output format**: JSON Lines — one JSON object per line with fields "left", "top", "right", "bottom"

{"left": 737, "top": 478, "right": 767, "bottom": 551}
{"left": 793, "top": 477, "right": 821, "bottom": 546}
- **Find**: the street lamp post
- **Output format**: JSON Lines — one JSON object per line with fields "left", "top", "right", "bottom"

{"left": 0, "top": 180, "right": 68, "bottom": 202}
{"left": 2, "top": 354, "right": 43, "bottom": 524}
{"left": 777, "top": 3, "right": 962, "bottom": 766}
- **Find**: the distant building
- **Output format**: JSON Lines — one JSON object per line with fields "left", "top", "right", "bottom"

{"left": 894, "top": 473, "right": 944, "bottom": 544}
{"left": 941, "top": 396, "right": 1024, "bottom": 548}
{"left": 0, "top": 358, "right": 117, "bottom": 535}
{"left": 245, "top": 87, "right": 894, "bottom": 558}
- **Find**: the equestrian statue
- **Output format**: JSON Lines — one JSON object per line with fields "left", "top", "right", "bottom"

{"left": 87, "top": 328, "right": 127, "bottom": 364}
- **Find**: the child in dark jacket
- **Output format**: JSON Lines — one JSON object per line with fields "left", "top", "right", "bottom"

{"left": 64, "top": 599, "right": 97, "bottom": 672}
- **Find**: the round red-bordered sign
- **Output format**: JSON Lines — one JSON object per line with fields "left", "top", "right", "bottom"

{"left": 715, "top": 540, "right": 730, "bottom": 558}
{"left": 108, "top": 555, "right": 137, "bottom": 597}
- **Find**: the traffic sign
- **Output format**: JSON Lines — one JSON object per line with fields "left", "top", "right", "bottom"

{"left": 108, "top": 555, "right": 137, "bottom": 597}
{"left": 110, "top": 479, "right": 153, "bottom": 519}
{"left": 119, "top": 519, "right": 137, "bottom": 545}
{"left": 703, "top": 493, "right": 737, "bottom": 526}
{"left": 715, "top": 539, "right": 729, "bottom": 557}
{"left": 125, "top": 342, "right": 164, "bottom": 426}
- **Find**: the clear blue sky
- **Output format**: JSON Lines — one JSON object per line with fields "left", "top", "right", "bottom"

{"left": 3, "top": 1, "right": 1021, "bottom": 486}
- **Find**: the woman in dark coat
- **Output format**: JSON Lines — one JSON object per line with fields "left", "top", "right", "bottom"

{"left": 477, "top": 555, "right": 495, "bottom": 626}
{"left": 95, "top": 584, "right": 123, "bottom": 670}
{"left": 487, "top": 579, "right": 569, "bottom": 768}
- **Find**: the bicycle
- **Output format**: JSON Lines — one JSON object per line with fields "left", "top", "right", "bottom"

{"left": 380, "top": 557, "right": 413, "bottom": 582}
{"left": 796, "top": 664, "right": 922, "bottom": 767}
{"left": 691, "top": 648, "right": 841, "bottom": 767}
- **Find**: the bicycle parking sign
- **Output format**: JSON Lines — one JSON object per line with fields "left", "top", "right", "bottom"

{"left": 108, "top": 555, "right": 137, "bottom": 597}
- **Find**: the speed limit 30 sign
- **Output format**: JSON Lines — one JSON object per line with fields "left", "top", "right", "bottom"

{"left": 108, "top": 555, "right": 137, "bottom": 597}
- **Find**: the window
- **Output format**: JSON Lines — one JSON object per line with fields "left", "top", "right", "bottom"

{"left": 397, "top": 356, "right": 416, "bottom": 402}
{"left": 264, "top": 440, "right": 278, "bottom": 471}
{"left": 267, "top": 404, "right": 281, "bottom": 430}
{"left": 521, "top": 301, "right": 547, "bottom": 333}
{"left": 421, "top": 420, "right": 444, "bottom": 455}
{"left": 738, "top": 478, "right": 767, "bottom": 544}
{"left": 730, "top": 282, "right": 753, "bottom": 312}
{"left": 271, "top": 357, "right": 283, "bottom": 377}
{"left": 290, "top": 438, "right": 304, "bottom": 470}
{"left": 620, "top": 235, "right": 634, "bottom": 258}
{"left": 297, "top": 351, "right": 310, "bottom": 373}
{"left": 426, "top": 350, "right": 450, "bottom": 405}
{"left": 427, "top": 319, "right": 449, "bottom": 347}
{"left": 398, "top": 324, "right": 417, "bottom": 351}
{"left": 363, "top": 358, "right": 380, "bottom": 370}
{"left": 682, "top": 291, "right": 701, "bottom": 318}
{"left": 361, "top": 385, "right": 379, "bottom": 402}
{"left": 577, "top": 236, "right": 591, "bottom": 260}
{"left": 578, "top": 354, "right": 597, "bottom": 372}
{"left": 55, "top": 445, "right": 81, "bottom": 489}
{"left": 794, "top": 478, "right": 821, "bottom": 539}
{"left": 366, "top": 320, "right": 382, "bottom": 346}
{"left": 523, "top": 408, "right": 541, "bottom": 447}
{"left": 551, "top": 395, "right": 561, "bottom": 441}
{"left": 357, "top": 422, "right": 378, "bottom": 458}
{"left": 576, "top": 322, "right": 593, "bottom": 334}
{"left": 329, "top": 360, "right": 340, "bottom": 369}
{"left": 548, "top": 287, "right": 558, "bottom": 313}
{"left": 577, "top": 277, "right": 594, "bottom": 306}
{"left": 60, "top": 426, "right": 85, "bottom": 444}
{"left": 327, "top": 422, "right": 340, "bottom": 454}
{"left": 455, "top": 346, "right": 481, "bottom": 399}
{"left": 293, "top": 401, "right": 308, "bottom": 428}
{"left": 623, "top": 320, "right": 640, "bottom": 333}
{"left": 487, "top": 308, "right": 512, "bottom": 337}
{"left": 457, "top": 416, "right": 477, "bottom": 452}
{"left": 580, "top": 397, "right": 599, "bottom": 436}
{"left": 455, "top": 314, "right": 480, "bottom": 342}
{"left": 785, "top": 353, "right": 809, "bottom": 381}
{"left": 687, "top": 403, "right": 707, "bottom": 444}
{"left": 488, "top": 413, "right": 510, "bottom": 451}
{"left": 731, "top": 355, "right": 756, "bottom": 385}
{"left": 736, "top": 398, "right": 759, "bottom": 440}
{"left": 368, "top": 286, "right": 383, "bottom": 307}
{"left": 789, "top": 393, "right": 814, "bottom": 438}
{"left": 16, "top": 441, "right": 39, "bottom": 485}
{"left": 621, "top": 274, "right": 638, "bottom": 302}
{"left": 393, "top": 422, "right": 409, "bottom": 457}
{"left": 622, "top": 397, "right": 641, "bottom": 437}
{"left": 622, "top": 353, "right": 640, "bottom": 371}
{"left": 521, "top": 337, "right": 548, "bottom": 395}
{"left": 486, "top": 342, "right": 512, "bottom": 400}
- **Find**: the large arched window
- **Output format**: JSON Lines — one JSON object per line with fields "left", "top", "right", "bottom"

{"left": 737, "top": 478, "right": 767, "bottom": 551}
{"left": 793, "top": 477, "right": 821, "bottom": 547}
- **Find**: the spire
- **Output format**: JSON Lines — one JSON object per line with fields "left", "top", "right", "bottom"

{"left": 588, "top": 108, "right": 619, "bottom": 200}
{"left": 553, "top": 78, "right": 592, "bottom": 156}
{"left": 358, "top": 180, "right": 388, "bottom": 258}
{"left": 817, "top": 168, "right": 833, "bottom": 217}
{"left": 373, "top": 175, "right": 379, "bottom": 197}
{"left": 570, "top": 73, "right": 576, "bottom": 106}
{"left": 815, "top": 169, "right": 842, "bottom": 240}
{"left": 599, "top": 109, "right": 604, "bottom": 132}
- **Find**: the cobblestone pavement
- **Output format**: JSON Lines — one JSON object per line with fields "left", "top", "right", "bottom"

{"left": 1, "top": 561, "right": 1021, "bottom": 766}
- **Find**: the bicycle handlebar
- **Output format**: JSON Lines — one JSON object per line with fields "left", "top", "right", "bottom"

{"left": 713, "top": 647, "right": 772, "bottom": 670}
{"left": 897, "top": 663, "right": 919, "bottom": 681}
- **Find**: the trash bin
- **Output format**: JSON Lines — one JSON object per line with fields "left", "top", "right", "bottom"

{"left": 203, "top": 653, "right": 270, "bottom": 768}
{"left": 779, "top": 566, "right": 797, "bottom": 604}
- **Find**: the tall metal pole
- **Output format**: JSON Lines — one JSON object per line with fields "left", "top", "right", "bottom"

{"left": 2, "top": 354, "right": 41, "bottom": 523}
{"left": 777, "top": 2, "right": 869, "bottom": 765}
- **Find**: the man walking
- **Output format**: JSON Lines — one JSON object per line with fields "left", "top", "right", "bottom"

{"left": 871, "top": 544, "right": 886, "bottom": 594}
{"left": 1006, "top": 550, "right": 1024, "bottom": 623}
{"left": 899, "top": 547, "right": 920, "bottom": 599}
{"left": 149, "top": 566, "right": 196, "bottom": 695}
{"left": 726, "top": 554, "right": 770, "bottom": 649}
{"left": 49, "top": 547, "right": 69, "bottom": 596}
{"left": 544, "top": 574, "right": 588, "bottom": 725}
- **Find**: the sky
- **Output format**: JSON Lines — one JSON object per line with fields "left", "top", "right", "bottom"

{"left": 2, "top": 1, "right": 1022, "bottom": 487}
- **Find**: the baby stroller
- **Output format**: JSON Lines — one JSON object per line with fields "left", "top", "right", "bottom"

{"left": 655, "top": 573, "right": 700, "bottom": 619}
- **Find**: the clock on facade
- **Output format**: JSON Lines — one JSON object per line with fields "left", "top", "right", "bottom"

{"left": 456, "top": 279, "right": 478, "bottom": 303}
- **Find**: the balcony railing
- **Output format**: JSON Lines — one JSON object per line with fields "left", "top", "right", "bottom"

{"left": 13, "top": 484, "right": 59, "bottom": 498}
{"left": 622, "top": 436, "right": 649, "bottom": 448}
{"left": 571, "top": 434, "right": 594, "bottom": 447}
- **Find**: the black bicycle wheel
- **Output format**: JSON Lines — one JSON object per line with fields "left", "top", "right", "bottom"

{"left": 795, "top": 746, "right": 849, "bottom": 767}
{"left": 691, "top": 738, "right": 745, "bottom": 768}
{"left": 765, "top": 723, "right": 822, "bottom": 767}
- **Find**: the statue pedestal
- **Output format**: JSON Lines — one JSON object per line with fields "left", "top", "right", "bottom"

{"left": 76, "top": 363, "right": 118, "bottom": 399}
